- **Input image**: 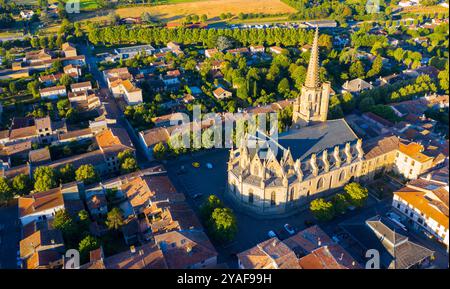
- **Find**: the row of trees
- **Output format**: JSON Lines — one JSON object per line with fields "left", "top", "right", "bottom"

{"left": 310, "top": 182, "right": 369, "bottom": 221}
{"left": 33, "top": 164, "right": 99, "bottom": 192}
{"left": 88, "top": 26, "right": 316, "bottom": 47}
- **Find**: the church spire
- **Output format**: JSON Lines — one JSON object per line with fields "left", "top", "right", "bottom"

{"left": 304, "top": 26, "right": 320, "bottom": 88}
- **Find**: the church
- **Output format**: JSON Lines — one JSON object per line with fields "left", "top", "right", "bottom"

{"left": 226, "top": 28, "right": 444, "bottom": 217}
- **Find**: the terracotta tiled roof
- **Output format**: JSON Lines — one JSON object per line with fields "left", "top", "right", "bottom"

{"left": 399, "top": 142, "right": 433, "bottom": 163}
{"left": 20, "top": 229, "right": 64, "bottom": 259}
{"left": 18, "top": 188, "right": 64, "bottom": 219}
{"left": 362, "top": 135, "right": 399, "bottom": 160}
{"left": 395, "top": 189, "right": 449, "bottom": 230}
{"left": 298, "top": 245, "right": 361, "bottom": 269}
{"left": 154, "top": 230, "right": 217, "bottom": 269}
{"left": 81, "top": 243, "right": 168, "bottom": 269}
{"left": 29, "top": 147, "right": 51, "bottom": 164}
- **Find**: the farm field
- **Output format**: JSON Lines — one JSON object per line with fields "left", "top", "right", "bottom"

{"left": 91, "top": 0, "right": 296, "bottom": 22}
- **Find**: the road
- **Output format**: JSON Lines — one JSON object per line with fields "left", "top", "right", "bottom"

{"left": 0, "top": 201, "right": 20, "bottom": 269}
{"left": 77, "top": 42, "right": 152, "bottom": 167}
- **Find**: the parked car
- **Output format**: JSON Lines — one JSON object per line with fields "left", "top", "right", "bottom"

{"left": 206, "top": 163, "right": 213, "bottom": 169}
{"left": 192, "top": 162, "right": 200, "bottom": 168}
{"left": 268, "top": 230, "right": 278, "bottom": 238}
{"left": 284, "top": 223, "right": 296, "bottom": 235}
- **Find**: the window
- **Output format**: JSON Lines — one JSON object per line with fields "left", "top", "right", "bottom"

{"left": 404, "top": 156, "right": 408, "bottom": 162}
{"left": 248, "top": 189, "right": 254, "bottom": 204}
{"left": 339, "top": 170, "right": 346, "bottom": 182}
{"left": 317, "top": 178, "right": 324, "bottom": 190}
{"left": 397, "top": 203, "right": 401, "bottom": 209}
{"left": 411, "top": 160, "right": 415, "bottom": 166}
{"left": 289, "top": 188, "right": 295, "bottom": 202}
{"left": 405, "top": 208, "right": 409, "bottom": 214}
{"left": 270, "top": 191, "right": 276, "bottom": 206}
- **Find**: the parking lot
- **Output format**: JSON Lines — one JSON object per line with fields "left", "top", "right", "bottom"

{"left": 0, "top": 201, "right": 20, "bottom": 269}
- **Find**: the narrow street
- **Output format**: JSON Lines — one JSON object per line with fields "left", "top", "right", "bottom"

{"left": 77, "top": 42, "right": 153, "bottom": 167}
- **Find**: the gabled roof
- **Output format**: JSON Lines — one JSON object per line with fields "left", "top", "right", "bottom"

{"left": 154, "top": 230, "right": 217, "bottom": 269}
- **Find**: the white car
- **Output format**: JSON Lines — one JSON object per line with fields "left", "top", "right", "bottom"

{"left": 284, "top": 224, "right": 296, "bottom": 235}
{"left": 206, "top": 163, "right": 213, "bottom": 169}
{"left": 268, "top": 230, "right": 277, "bottom": 238}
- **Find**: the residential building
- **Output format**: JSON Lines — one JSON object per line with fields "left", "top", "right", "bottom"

{"left": 39, "top": 85, "right": 67, "bottom": 100}
{"left": 61, "top": 42, "right": 77, "bottom": 58}
{"left": 114, "top": 45, "right": 156, "bottom": 59}
{"left": 393, "top": 178, "right": 449, "bottom": 249}
{"left": 342, "top": 78, "right": 373, "bottom": 94}
{"left": 213, "top": 87, "right": 232, "bottom": 99}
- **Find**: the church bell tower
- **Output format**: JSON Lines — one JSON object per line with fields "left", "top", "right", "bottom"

{"left": 292, "top": 27, "right": 331, "bottom": 126}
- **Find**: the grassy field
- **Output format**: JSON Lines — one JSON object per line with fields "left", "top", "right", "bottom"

{"left": 401, "top": 5, "right": 449, "bottom": 14}
{"left": 101, "top": 0, "right": 296, "bottom": 22}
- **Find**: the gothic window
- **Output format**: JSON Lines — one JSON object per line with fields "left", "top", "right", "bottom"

{"left": 270, "top": 191, "right": 276, "bottom": 206}
{"left": 289, "top": 187, "right": 295, "bottom": 202}
{"left": 339, "top": 170, "right": 346, "bottom": 182}
{"left": 248, "top": 189, "right": 254, "bottom": 204}
{"left": 253, "top": 165, "right": 259, "bottom": 175}
{"left": 317, "top": 178, "right": 324, "bottom": 190}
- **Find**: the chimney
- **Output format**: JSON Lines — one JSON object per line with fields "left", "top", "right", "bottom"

{"left": 317, "top": 237, "right": 321, "bottom": 247}
{"left": 426, "top": 173, "right": 432, "bottom": 181}
{"left": 138, "top": 249, "right": 144, "bottom": 256}
{"left": 130, "top": 245, "right": 136, "bottom": 254}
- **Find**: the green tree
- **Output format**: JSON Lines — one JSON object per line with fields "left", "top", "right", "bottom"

{"left": 210, "top": 207, "right": 237, "bottom": 242}
{"left": 34, "top": 166, "right": 57, "bottom": 192}
{"left": 105, "top": 207, "right": 124, "bottom": 230}
{"left": 349, "top": 60, "right": 365, "bottom": 79}
{"left": 153, "top": 142, "right": 168, "bottom": 160}
{"left": 344, "top": 182, "right": 368, "bottom": 208}
{"left": 75, "top": 165, "right": 98, "bottom": 185}
{"left": 0, "top": 177, "right": 13, "bottom": 205}
{"left": 358, "top": 97, "right": 375, "bottom": 112}
{"left": 121, "top": 157, "right": 138, "bottom": 174}
{"left": 53, "top": 209, "right": 77, "bottom": 238}
{"left": 216, "top": 36, "right": 233, "bottom": 51}
{"left": 277, "top": 78, "right": 290, "bottom": 95}
{"left": 59, "top": 163, "right": 75, "bottom": 184}
{"left": 310, "top": 198, "right": 334, "bottom": 221}
{"left": 332, "top": 193, "right": 349, "bottom": 215}
{"left": 59, "top": 73, "right": 72, "bottom": 87}
{"left": 200, "top": 195, "right": 223, "bottom": 220}
{"left": 12, "top": 174, "right": 31, "bottom": 196}
{"left": 78, "top": 235, "right": 100, "bottom": 264}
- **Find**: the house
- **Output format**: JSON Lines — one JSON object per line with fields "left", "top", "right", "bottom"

{"left": 64, "top": 64, "right": 82, "bottom": 79}
{"left": 205, "top": 48, "right": 219, "bottom": 58}
{"left": 226, "top": 47, "right": 249, "bottom": 55}
{"left": 39, "top": 73, "right": 64, "bottom": 86}
{"left": 250, "top": 45, "right": 265, "bottom": 53}
{"left": 341, "top": 216, "right": 434, "bottom": 269}
{"left": 29, "top": 147, "right": 52, "bottom": 166}
{"left": 70, "top": 81, "right": 92, "bottom": 93}
{"left": 20, "top": 10, "right": 35, "bottom": 19}
{"left": 393, "top": 179, "right": 449, "bottom": 249}
{"left": 121, "top": 174, "right": 183, "bottom": 215}
{"left": 81, "top": 244, "right": 168, "bottom": 269}
{"left": 237, "top": 225, "right": 360, "bottom": 269}
{"left": 86, "top": 193, "right": 108, "bottom": 218}
{"left": 213, "top": 87, "right": 232, "bottom": 100}
{"left": 154, "top": 230, "right": 218, "bottom": 269}
{"left": 39, "top": 85, "right": 67, "bottom": 100}
{"left": 269, "top": 46, "right": 285, "bottom": 55}
{"left": 25, "top": 49, "right": 52, "bottom": 64}
{"left": 95, "top": 127, "right": 135, "bottom": 173}
{"left": 152, "top": 112, "right": 186, "bottom": 128}
{"left": 116, "top": 80, "right": 143, "bottom": 105}
{"left": 342, "top": 78, "right": 373, "bottom": 94}
{"left": 398, "top": 0, "right": 414, "bottom": 7}
{"left": 18, "top": 182, "right": 82, "bottom": 226}
{"left": 394, "top": 141, "right": 442, "bottom": 180}
{"left": 114, "top": 45, "right": 155, "bottom": 59}
{"left": 19, "top": 229, "right": 65, "bottom": 269}
{"left": 68, "top": 90, "right": 101, "bottom": 111}
{"left": 167, "top": 42, "right": 184, "bottom": 56}
{"left": 61, "top": 42, "right": 77, "bottom": 58}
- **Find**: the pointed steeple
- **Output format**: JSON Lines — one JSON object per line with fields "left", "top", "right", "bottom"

{"left": 305, "top": 26, "right": 320, "bottom": 88}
